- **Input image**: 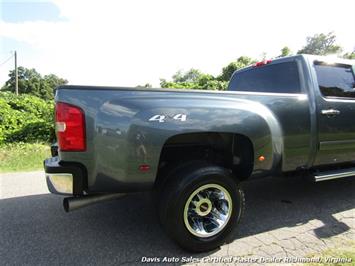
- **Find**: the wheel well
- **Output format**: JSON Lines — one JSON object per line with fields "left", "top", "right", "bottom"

{"left": 155, "top": 132, "right": 254, "bottom": 187}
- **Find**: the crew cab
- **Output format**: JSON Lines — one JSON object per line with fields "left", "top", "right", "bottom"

{"left": 44, "top": 54, "right": 355, "bottom": 252}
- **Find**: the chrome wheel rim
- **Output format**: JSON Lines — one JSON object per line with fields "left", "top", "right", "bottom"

{"left": 183, "top": 183, "right": 232, "bottom": 238}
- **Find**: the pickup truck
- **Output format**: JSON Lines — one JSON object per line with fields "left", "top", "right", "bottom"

{"left": 44, "top": 54, "right": 355, "bottom": 252}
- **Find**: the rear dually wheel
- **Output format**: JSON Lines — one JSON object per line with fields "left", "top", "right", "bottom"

{"left": 158, "top": 162, "right": 245, "bottom": 252}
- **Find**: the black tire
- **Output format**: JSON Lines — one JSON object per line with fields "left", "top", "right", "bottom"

{"left": 158, "top": 162, "right": 245, "bottom": 252}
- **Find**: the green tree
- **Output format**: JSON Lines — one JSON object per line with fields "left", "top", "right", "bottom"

{"left": 279, "top": 46, "right": 292, "bottom": 57}
{"left": 172, "top": 69, "right": 203, "bottom": 83}
{"left": 297, "top": 32, "right": 342, "bottom": 55}
{"left": 343, "top": 50, "right": 355, "bottom": 59}
{"left": 2, "top": 67, "right": 40, "bottom": 94}
{"left": 160, "top": 69, "right": 203, "bottom": 89}
{"left": 160, "top": 69, "right": 228, "bottom": 90}
{"left": 218, "top": 56, "right": 255, "bottom": 82}
{"left": 1, "top": 67, "right": 68, "bottom": 100}
{"left": 160, "top": 57, "right": 256, "bottom": 90}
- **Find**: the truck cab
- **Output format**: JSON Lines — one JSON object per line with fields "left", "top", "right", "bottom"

{"left": 229, "top": 55, "right": 355, "bottom": 170}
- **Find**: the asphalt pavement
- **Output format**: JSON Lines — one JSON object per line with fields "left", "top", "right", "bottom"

{"left": 0, "top": 171, "right": 354, "bottom": 265}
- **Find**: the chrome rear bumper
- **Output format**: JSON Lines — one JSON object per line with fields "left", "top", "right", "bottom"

{"left": 44, "top": 157, "right": 86, "bottom": 195}
{"left": 46, "top": 173, "right": 73, "bottom": 194}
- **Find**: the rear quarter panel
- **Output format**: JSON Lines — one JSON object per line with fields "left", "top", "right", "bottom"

{"left": 56, "top": 87, "right": 309, "bottom": 192}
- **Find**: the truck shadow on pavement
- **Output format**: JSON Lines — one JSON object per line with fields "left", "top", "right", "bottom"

{"left": 0, "top": 176, "right": 354, "bottom": 265}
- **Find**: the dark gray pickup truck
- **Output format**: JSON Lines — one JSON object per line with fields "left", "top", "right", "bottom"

{"left": 44, "top": 54, "right": 355, "bottom": 252}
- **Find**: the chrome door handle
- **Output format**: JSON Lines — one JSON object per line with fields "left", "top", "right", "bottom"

{"left": 321, "top": 109, "right": 340, "bottom": 116}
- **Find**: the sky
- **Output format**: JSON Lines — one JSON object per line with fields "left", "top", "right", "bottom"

{"left": 0, "top": 0, "right": 354, "bottom": 87}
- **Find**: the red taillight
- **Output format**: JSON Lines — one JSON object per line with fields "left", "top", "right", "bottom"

{"left": 139, "top": 164, "right": 150, "bottom": 172}
{"left": 253, "top": 59, "right": 272, "bottom": 67}
{"left": 55, "top": 102, "right": 86, "bottom": 151}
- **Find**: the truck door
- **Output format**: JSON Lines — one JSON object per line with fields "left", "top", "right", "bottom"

{"left": 313, "top": 61, "right": 355, "bottom": 166}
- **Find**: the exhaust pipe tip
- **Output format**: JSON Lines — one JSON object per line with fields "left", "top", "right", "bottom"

{"left": 63, "top": 193, "right": 126, "bottom": 212}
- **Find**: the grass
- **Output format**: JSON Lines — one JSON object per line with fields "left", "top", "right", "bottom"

{"left": 0, "top": 142, "right": 50, "bottom": 173}
{"left": 306, "top": 240, "right": 355, "bottom": 266}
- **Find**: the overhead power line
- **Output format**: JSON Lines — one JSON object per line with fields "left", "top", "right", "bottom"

{"left": 0, "top": 54, "right": 14, "bottom": 67}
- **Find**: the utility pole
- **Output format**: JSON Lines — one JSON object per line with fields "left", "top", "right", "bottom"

{"left": 15, "top": 51, "right": 18, "bottom": 95}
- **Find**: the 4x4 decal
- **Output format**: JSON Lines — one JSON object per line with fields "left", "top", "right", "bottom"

{"left": 148, "top": 114, "right": 187, "bottom": 123}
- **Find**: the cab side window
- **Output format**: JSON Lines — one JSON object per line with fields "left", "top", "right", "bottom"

{"left": 314, "top": 62, "right": 355, "bottom": 99}
{"left": 229, "top": 61, "right": 301, "bottom": 93}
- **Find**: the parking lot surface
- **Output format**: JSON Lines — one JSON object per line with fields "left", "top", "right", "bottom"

{"left": 0, "top": 171, "right": 354, "bottom": 265}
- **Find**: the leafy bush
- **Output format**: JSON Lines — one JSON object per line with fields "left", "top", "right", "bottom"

{"left": 0, "top": 92, "right": 55, "bottom": 144}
